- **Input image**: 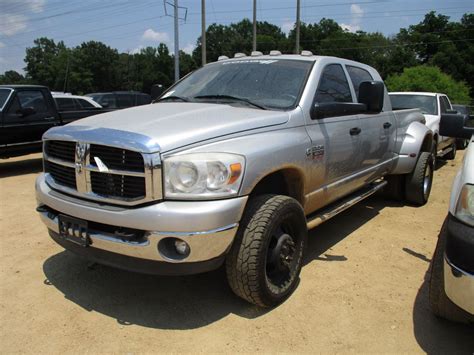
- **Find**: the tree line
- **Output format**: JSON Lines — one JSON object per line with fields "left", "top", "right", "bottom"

{"left": 1, "top": 11, "right": 472, "bottom": 103}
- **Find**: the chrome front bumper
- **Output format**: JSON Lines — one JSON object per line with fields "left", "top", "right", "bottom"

{"left": 444, "top": 256, "right": 474, "bottom": 315}
{"left": 36, "top": 173, "right": 247, "bottom": 265}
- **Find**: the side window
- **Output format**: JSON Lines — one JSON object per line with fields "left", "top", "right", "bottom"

{"left": 439, "top": 96, "right": 447, "bottom": 114}
{"left": 100, "top": 94, "right": 117, "bottom": 108}
{"left": 116, "top": 94, "right": 134, "bottom": 108}
{"left": 346, "top": 65, "right": 373, "bottom": 98}
{"left": 137, "top": 94, "right": 151, "bottom": 105}
{"left": 56, "top": 98, "right": 77, "bottom": 111}
{"left": 314, "top": 64, "right": 352, "bottom": 104}
{"left": 6, "top": 91, "right": 48, "bottom": 119}
{"left": 76, "top": 98, "right": 94, "bottom": 109}
{"left": 441, "top": 96, "right": 451, "bottom": 112}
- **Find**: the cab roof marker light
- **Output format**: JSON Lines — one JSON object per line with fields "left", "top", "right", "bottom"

{"left": 301, "top": 50, "right": 313, "bottom": 56}
{"left": 218, "top": 55, "right": 229, "bottom": 61}
{"left": 234, "top": 53, "right": 246, "bottom": 58}
{"left": 269, "top": 50, "right": 282, "bottom": 56}
{"left": 251, "top": 51, "right": 263, "bottom": 57}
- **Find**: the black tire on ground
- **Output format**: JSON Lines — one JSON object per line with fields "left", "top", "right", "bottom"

{"left": 445, "top": 142, "right": 457, "bottom": 160}
{"left": 429, "top": 219, "right": 474, "bottom": 323}
{"left": 405, "top": 151, "right": 433, "bottom": 206}
{"left": 226, "top": 194, "right": 307, "bottom": 307}
{"left": 456, "top": 138, "right": 468, "bottom": 150}
{"left": 383, "top": 174, "right": 405, "bottom": 201}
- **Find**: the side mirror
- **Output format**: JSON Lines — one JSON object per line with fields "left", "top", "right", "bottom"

{"left": 358, "top": 81, "right": 384, "bottom": 113}
{"left": 439, "top": 113, "right": 474, "bottom": 139}
{"left": 17, "top": 107, "right": 36, "bottom": 117}
{"left": 311, "top": 102, "right": 367, "bottom": 120}
{"left": 151, "top": 84, "right": 164, "bottom": 101}
{"left": 101, "top": 102, "right": 109, "bottom": 108}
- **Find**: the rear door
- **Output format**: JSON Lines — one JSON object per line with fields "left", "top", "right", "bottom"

{"left": 305, "top": 63, "right": 363, "bottom": 203}
{"left": 347, "top": 65, "right": 396, "bottom": 175}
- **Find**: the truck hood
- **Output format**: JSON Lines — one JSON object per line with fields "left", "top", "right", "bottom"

{"left": 47, "top": 102, "right": 289, "bottom": 153}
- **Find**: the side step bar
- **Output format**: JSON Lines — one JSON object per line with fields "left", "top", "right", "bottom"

{"left": 306, "top": 180, "right": 387, "bottom": 230}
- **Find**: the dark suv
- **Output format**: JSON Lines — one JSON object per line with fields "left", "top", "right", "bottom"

{"left": 85, "top": 91, "right": 151, "bottom": 109}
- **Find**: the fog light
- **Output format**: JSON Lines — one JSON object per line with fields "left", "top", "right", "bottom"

{"left": 175, "top": 240, "right": 190, "bottom": 255}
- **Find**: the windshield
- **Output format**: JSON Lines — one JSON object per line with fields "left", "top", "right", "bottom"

{"left": 0, "top": 89, "right": 12, "bottom": 110}
{"left": 162, "top": 59, "right": 313, "bottom": 110}
{"left": 390, "top": 94, "right": 438, "bottom": 115}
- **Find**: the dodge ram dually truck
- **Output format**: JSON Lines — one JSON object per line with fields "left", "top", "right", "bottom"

{"left": 429, "top": 113, "right": 474, "bottom": 323}
{"left": 0, "top": 85, "right": 107, "bottom": 159}
{"left": 389, "top": 92, "right": 458, "bottom": 162}
{"left": 36, "top": 53, "right": 434, "bottom": 307}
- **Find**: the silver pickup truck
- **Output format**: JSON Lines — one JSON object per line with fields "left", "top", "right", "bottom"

{"left": 36, "top": 53, "right": 434, "bottom": 307}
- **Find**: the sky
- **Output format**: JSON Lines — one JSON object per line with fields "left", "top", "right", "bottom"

{"left": 0, "top": 0, "right": 473, "bottom": 74}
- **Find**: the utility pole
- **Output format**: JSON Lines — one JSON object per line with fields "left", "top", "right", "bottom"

{"left": 252, "top": 0, "right": 257, "bottom": 52}
{"left": 174, "top": 0, "right": 179, "bottom": 81}
{"left": 296, "top": 0, "right": 300, "bottom": 54}
{"left": 63, "top": 54, "right": 70, "bottom": 93}
{"left": 201, "top": 0, "right": 206, "bottom": 65}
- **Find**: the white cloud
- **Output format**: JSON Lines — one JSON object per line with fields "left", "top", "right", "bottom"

{"left": 130, "top": 45, "right": 145, "bottom": 55}
{"left": 182, "top": 43, "right": 195, "bottom": 55}
{"left": 142, "top": 29, "right": 170, "bottom": 43}
{"left": 0, "top": 0, "right": 46, "bottom": 36}
{"left": 340, "top": 4, "right": 364, "bottom": 33}
{"left": 281, "top": 21, "right": 294, "bottom": 34}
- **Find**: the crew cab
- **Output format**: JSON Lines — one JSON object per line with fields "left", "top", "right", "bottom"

{"left": 36, "top": 53, "right": 434, "bottom": 307}
{"left": 429, "top": 113, "right": 474, "bottom": 323}
{"left": 389, "top": 92, "right": 458, "bottom": 161}
{"left": 0, "top": 85, "right": 108, "bottom": 159}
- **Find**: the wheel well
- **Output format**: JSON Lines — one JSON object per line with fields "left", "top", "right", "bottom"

{"left": 250, "top": 169, "right": 304, "bottom": 205}
{"left": 420, "top": 134, "right": 434, "bottom": 153}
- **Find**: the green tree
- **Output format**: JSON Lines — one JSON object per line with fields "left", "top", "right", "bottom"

{"left": 0, "top": 70, "right": 28, "bottom": 84}
{"left": 386, "top": 65, "right": 471, "bottom": 104}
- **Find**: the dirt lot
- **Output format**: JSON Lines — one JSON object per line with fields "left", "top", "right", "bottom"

{"left": 0, "top": 152, "right": 473, "bottom": 353}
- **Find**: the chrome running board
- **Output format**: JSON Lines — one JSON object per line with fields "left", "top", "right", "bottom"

{"left": 306, "top": 180, "right": 387, "bottom": 230}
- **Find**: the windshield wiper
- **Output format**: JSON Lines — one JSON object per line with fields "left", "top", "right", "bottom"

{"left": 193, "top": 95, "right": 267, "bottom": 110}
{"left": 157, "top": 95, "right": 191, "bottom": 102}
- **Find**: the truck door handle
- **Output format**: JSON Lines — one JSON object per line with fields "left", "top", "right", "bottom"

{"left": 350, "top": 127, "right": 361, "bottom": 135}
{"left": 383, "top": 122, "right": 392, "bottom": 129}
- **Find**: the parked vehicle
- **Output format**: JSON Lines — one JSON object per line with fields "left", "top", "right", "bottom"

{"left": 452, "top": 104, "right": 472, "bottom": 149}
{"left": 389, "top": 92, "right": 458, "bottom": 161}
{"left": 53, "top": 93, "right": 102, "bottom": 111}
{"left": 85, "top": 91, "right": 151, "bottom": 109}
{"left": 36, "top": 53, "right": 434, "bottom": 307}
{"left": 429, "top": 113, "right": 474, "bottom": 323}
{"left": 0, "top": 85, "right": 109, "bottom": 159}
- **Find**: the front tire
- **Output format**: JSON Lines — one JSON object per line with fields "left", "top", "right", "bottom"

{"left": 444, "top": 142, "right": 457, "bottom": 160}
{"left": 405, "top": 152, "right": 433, "bottom": 206}
{"left": 226, "top": 195, "right": 307, "bottom": 307}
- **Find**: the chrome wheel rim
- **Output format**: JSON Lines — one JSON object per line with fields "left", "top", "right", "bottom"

{"left": 423, "top": 163, "right": 432, "bottom": 198}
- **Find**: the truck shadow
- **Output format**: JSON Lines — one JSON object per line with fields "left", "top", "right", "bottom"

{"left": 0, "top": 156, "right": 43, "bottom": 178}
{"left": 412, "top": 267, "right": 474, "bottom": 352}
{"left": 41, "top": 195, "right": 405, "bottom": 330}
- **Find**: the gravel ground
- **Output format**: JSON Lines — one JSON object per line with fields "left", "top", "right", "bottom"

{"left": 0, "top": 152, "right": 473, "bottom": 353}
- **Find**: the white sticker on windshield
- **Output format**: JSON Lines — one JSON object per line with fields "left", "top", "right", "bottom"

{"left": 161, "top": 90, "right": 175, "bottom": 98}
{"left": 222, "top": 60, "right": 278, "bottom": 65}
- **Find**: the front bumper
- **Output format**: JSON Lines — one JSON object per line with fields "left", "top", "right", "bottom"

{"left": 444, "top": 257, "right": 474, "bottom": 315}
{"left": 36, "top": 173, "right": 248, "bottom": 274}
{"left": 443, "top": 213, "right": 474, "bottom": 315}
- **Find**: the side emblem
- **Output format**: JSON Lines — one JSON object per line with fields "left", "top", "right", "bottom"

{"left": 306, "top": 145, "right": 325, "bottom": 160}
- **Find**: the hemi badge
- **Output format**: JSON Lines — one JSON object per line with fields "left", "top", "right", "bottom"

{"left": 94, "top": 157, "right": 109, "bottom": 172}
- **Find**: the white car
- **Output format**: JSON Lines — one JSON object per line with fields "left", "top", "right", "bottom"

{"left": 429, "top": 114, "right": 474, "bottom": 323}
{"left": 52, "top": 94, "right": 102, "bottom": 111}
{"left": 389, "top": 92, "right": 457, "bottom": 160}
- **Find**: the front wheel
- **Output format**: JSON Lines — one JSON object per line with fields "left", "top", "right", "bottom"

{"left": 226, "top": 195, "right": 307, "bottom": 307}
{"left": 405, "top": 151, "right": 433, "bottom": 206}
{"left": 444, "top": 142, "right": 457, "bottom": 160}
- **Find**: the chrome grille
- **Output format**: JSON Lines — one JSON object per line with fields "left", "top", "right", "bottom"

{"left": 43, "top": 140, "right": 162, "bottom": 206}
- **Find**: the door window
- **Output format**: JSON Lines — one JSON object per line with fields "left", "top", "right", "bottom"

{"left": 346, "top": 65, "right": 373, "bottom": 98}
{"left": 314, "top": 64, "right": 352, "bottom": 104}
{"left": 5, "top": 90, "right": 48, "bottom": 121}
{"left": 440, "top": 96, "right": 451, "bottom": 113}
{"left": 55, "top": 97, "right": 77, "bottom": 111}
{"left": 76, "top": 98, "right": 95, "bottom": 108}
{"left": 99, "top": 94, "right": 117, "bottom": 108}
{"left": 116, "top": 94, "right": 134, "bottom": 108}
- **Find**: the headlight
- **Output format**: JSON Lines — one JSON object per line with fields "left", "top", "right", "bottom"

{"left": 455, "top": 184, "right": 474, "bottom": 226}
{"left": 164, "top": 153, "right": 245, "bottom": 199}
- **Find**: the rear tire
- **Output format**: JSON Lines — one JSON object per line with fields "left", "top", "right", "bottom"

{"left": 444, "top": 143, "right": 457, "bottom": 160}
{"left": 226, "top": 194, "right": 307, "bottom": 307}
{"left": 429, "top": 219, "right": 474, "bottom": 323}
{"left": 405, "top": 152, "right": 433, "bottom": 206}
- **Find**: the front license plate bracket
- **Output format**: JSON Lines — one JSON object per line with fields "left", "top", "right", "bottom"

{"left": 58, "top": 215, "right": 90, "bottom": 247}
